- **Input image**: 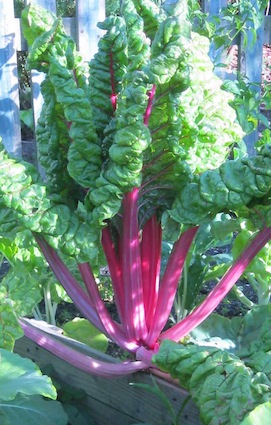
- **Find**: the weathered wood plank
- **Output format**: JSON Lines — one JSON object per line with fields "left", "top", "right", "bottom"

{"left": 264, "top": 15, "right": 271, "bottom": 44}
{"left": 0, "top": 1, "right": 22, "bottom": 156}
{"left": 14, "top": 320, "right": 201, "bottom": 425}
{"left": 76, "top": 0, "right": 105, "bottom": 62}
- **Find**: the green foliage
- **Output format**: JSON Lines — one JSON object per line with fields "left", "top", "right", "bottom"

{"left": 62, "top": 318, "right": 108, "bottom": 352}
{"left": 153, "top": 305, "right": 271, "bottom": 425}
{"left": 57, "top": 0, "right": 75, "bottom": 17}
{"left": 198, "top": 0, "right": 269, "bottom": 50}
{"left": 240, "top": 402, "right": 271, "bottom": 424}
{"left": 222, "top": 77, "right": 270, "bottom": 134}
{"left": 130, "top": 376, "right": 191, "bottom": 425}
{"left": 170, "top": 144, "right": 271, "bottom": 226}
{"left": 0, "top": 349, "right": 68, "bottom": 425}
{"left": 0, "top": 301, "right": 23, "bottom": 351}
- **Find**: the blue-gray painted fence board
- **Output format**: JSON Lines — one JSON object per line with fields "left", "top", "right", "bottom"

{"left": 0, "top": 1, "right": 22, "bottom": 156}
{"left": 238, "top": 2, "right": 265, "bottom": 155}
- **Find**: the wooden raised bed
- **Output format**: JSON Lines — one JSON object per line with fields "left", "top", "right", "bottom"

{"left": 15, "top": 319, "right": 201, "bottom": 425}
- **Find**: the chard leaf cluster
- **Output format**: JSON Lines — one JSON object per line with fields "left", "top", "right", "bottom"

{"left": 153, "top": 305, "right": 271, "bottom": 425}
{"left": 0, "top": 0, "right": 246, "bottom": 260}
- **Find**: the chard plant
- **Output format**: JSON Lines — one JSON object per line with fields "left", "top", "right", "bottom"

{"left": 1, "top": 0, "right": 271, "bottom": 383}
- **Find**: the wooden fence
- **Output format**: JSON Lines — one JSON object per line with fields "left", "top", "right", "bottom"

{"left": 0, "top": 0, "right": 270, "bottom": 157}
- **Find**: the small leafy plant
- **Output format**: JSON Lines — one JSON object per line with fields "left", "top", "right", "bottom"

{"left": 0, "top": 348, "right": 68, "bottom": 425}
{"left": 1, "top": 0, "right": 271, "bottom": 400}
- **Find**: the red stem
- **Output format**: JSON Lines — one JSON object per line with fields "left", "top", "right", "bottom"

{"left": 145, "top": 226, "right": 199, "bottom": 348}
{"left": 20, "top": 319, "right": 147, "bottom": 377}
{"left": 34, "top": 235, "right": 105, "bottom": 334}
{"left": 122, "top": 187, "right": 148, "bottom": 342}
{"left": 109, "top": 50, "right": 117, "bottom": 111}
{"left": 144, "top": 85, "right": 156, "bottom": 126}
{"left": 101, "top": 227, "right": 125, "bottom": 323}
{"left": 141, "top": 216, "right": 162, "bottom": 330}
{"left": 78, "top": 262, "right": 138, "bottom": 352}
{"left": 161, "top": 226, "right": 271, "bottom": 342}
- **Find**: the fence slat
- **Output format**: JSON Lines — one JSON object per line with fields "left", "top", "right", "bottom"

{"left": 0, "top": 2, "right": 22, "bottom": 156}
{"left": 238, "top": 2, "right": 265, "bottom": 155}
{"left": 76, "top": 0, "right": 105, "bottom": 62}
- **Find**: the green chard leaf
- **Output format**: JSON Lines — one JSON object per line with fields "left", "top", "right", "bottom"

{"left": 169, "top": 145, "right": 271, "bottom": 226}
{"left": 0, "top": 349, "right": 57, "bottom": 401}
{"left": 132, "top": 0, "right": 166, "bottom": 39}
{"left": 89, "top": 16, "right": 128, "bottom": 138}
{"left": 87, "top": 0, "right": 153, "bottom": 225}
{"left": 23, "top": 3, "right": 102, "bottom": 191}
{"left": 0, "top": 302, "right": 23, "bottom": 350}
{"left": 153, "top": 339, "right": 271, "bottom": 425}
{"left": 21, "top": 4, "right": 56, "bottom": 47}
{"left": 0, "top": 144, "right": 100, "bottom": 262}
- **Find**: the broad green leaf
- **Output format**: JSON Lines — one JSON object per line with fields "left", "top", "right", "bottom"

{"left": 21, "top": 4, "right": 57, "bottom": 47}
{"left": 0, "top": 349, "right": 56, "bottom": 401}
{"left": 0, "top": 394, "right": 68, "bottom": 425}
{"left": 190, "top": 314, "right": 241, "bottom": 352}
{"left": 20, "top": 109, "right": 34, "bottom": 131}
{"left": 240, "top": 402, "right": 271, "bottom": 425}
{"left": 62, "top": 318, "right": 108, "bottom": 352}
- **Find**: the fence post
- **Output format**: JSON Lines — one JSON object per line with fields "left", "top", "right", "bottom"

{"left": 0, "top": 2, "right": 22, "bottom": 156}
{"left": 238, "top": 1, "right": 265, "bottom": 155}
{"left": 201, "top": 0, "right": 228, "bottom": 73}
{"left": 76, "top": 0, "right": 106, "bottom": 62}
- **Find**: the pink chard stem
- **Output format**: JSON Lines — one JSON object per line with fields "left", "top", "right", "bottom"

{"left": 78, "top": 262, "right": 138, "bottom": 353}
{"left": 20, "top": 319, "right": 148, "bottom": 378}
{"left": 145, "top": 226, "right": 199, "bottom": 348}
{"left": 161, "top": 226, "right": 271, "bottom": 342}
{"left": 109, "top": 50, "right": 117, "bottom": 111}
{"left": 34, "top": 234, "right": 106, "bottom": 334}
{"left": 144, "top": 85, "right": 156, "bottom": 126}
{"left": 122, "top": 187, "right": 148, "bottom": 343}
{"left": 141, "top": 216, "right": 162, "bottom": 330}
{"left": 101, "top": 227, "right": 125, "bottom": 324}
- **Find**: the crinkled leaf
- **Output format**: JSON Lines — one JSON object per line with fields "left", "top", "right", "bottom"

{"left": 153, "top": 339, "right": 271, "bottom": 425}
{"left": 0, "top": 270, "right": 42, "bottom": 317}
{"left": 21, "top": 4, "right": 56, "bottom": 47}
{"left": 16, "top": 1, "right": 246, "bottom": 243}
{"left": 0, "top": 143, "right": 101, "bottom": 262}
{"left": 170, "top": 145, "right": 271, "bottom": 226}
{"left": 0, "top": 302, "right": 23, "bottom": 350}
